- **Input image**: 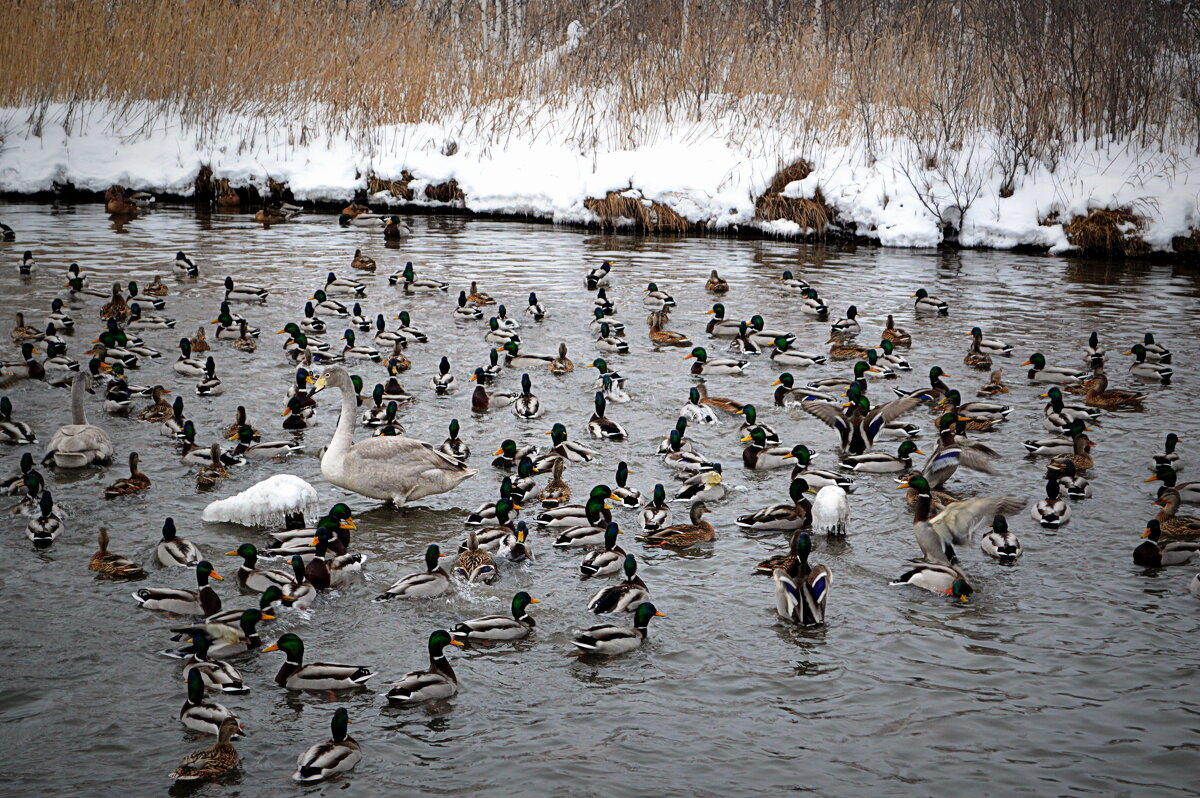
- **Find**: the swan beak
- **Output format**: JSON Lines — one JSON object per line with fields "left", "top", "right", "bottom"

{"left": 449, "top": 639, "right": 465, "bottom": 647}
{"left": 1020, "top": 359, "right": 1031, "bottom": 366}
{"left": 740, "top": 435, "right": 752, "bottom": 442}
{"left": 682, "top": 354, "right": 693, "bottom": 359}
{"left": 914, "top": 449, "right": 926, "bottom": 456}
{"left": 1142, "top": 527, "right": 1152, "bottom": 538}
{"left": 1144, "top": 475, "right": 1159, "bottom": 482}
{"left": 771, "top": 379, "right": 781, "bottom": 386}
{"left": 210, "top": 571, "right": 224, "bottom": 580}
{"left": 654, "top": 610, "right": 667, "bottom": 617}
{"left": 263, "top": 643, "right": 279, "bottom": 652}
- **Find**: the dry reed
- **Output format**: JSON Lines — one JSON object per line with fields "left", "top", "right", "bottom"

{"left": 1064, "top": 209, "right": 1148, "bottom": 256}
{"left": 584, "top": 190, "right": 694, "bottom": 233}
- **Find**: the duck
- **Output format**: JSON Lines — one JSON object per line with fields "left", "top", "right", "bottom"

{"left": 166, "top": 251, "right": 199, "bottom": 277}
{"left": 133, "top": 560, "right": 223, "bottom": 615}
{"left": 912, "top": 287, "right": 949, "bottom": 314}
{"left": 772, "top": 372, "right": 832, "bottom": 406}
{"left": 746, "top": 315, "right": 795, "bottom": 348}
{"left": 539, "top": 422, "right": 598, "bottom": 465}
{"left": 181, "top": 629, "right": 250, "bottom": 694}
{"left": 706, "top": 269, "right": 729, "bottom": 293}
{"left": 380, "top": 214, "right": 410, "bottom": 238}
{"left": 588, "top": 553, "right": 651, "bottom": 613}
{"left": 193, "top": 357, "right": 222, "bottom": 397}
{"left": 585, "top": 391, "right": 626, "bottom": 439}
{"left": 484, "top": 317, "right": 520, "bottom": 345}
{"left": 374, "top": 545, "right": 451, "bottom": 600}
{"left": 98, "top": 282, "right": 131, "bottom": 324}
{"left": 103, "top": 452, "right": 151, "bottom": 497}
{"left": 1048, "top": 460, "right": 1092, "bottom": 499}
{"left": 292, "top": 708, "right": 362, "bottom": 784}
{"left": 968, "top": 326, "right": 1012, "bottom": 355}
{"left": 1041, "top": 386, "right": 1099, "bottom": 431}
{"left": 1148, "top": 466, "right": 1199, "bottom": 505}
{"left": 881, "top": 314, "right": 912, "bottom": 347}
{"left": 736, "top": 404, "right": 779, "bottom": 446}
{"left": 786, "top": 445, "right": 854, "bottom": 493}
{"left": 223, "top": 275, "right": 268, "bottom": 304}
{"left": 0, "top": 396, "right": 36, "bottom": 444}
{"left": 391, "top": 262, "right": 448, "bottom": 291}
{"left": 45, "top": 373, "right": 115, "bottom": 468}
{"left": 1032, "top": 477, "right": 1071, "bottom": 528}
{"left": 495, "top": 340, "right": 554, "bottom": 369}
{"left": 324, "top": 271, "right": 366, "bottom": 297}
{"left": 180, "top": 668, "right": 241, "bottom": 736}
{"left": 901, "top": 473, "right": 1026, "bottom": 566}
{"left": 25, "top": 490, "right": 62, "bottom": 547}
{"left": 88, "top": 528, "right": 145, "bottom": 578}
{"left": 1153, "top": 490, "right": 1200, "bottom": 539}
{"left": 1084, "top": 372, "right": 1147, "bottom": 408}
{"left": 492, "top": 438, "right": 537, "bottom": 469}
{"left": 172, "top": 716, "right": 240, "bottom": 782}
{"left": 585, "top": 260, "right": 613, "bottom": 290}
{"left": 638, "top": 483, "right": 673, "bottom": 532}
{"left": 673, "top": 466, "right": 727, "bottom": 503}
{"left": 470, "top": 370, "right": 519, "bottom": 411}
{"left": 126, "top": 279, "right": 166, "bottom": 310}
{"left": 831, "top": 305, "right": 860, "bottom": 337}
{"left": 1132, "top": 332, "right": 1171, "bottom": 364}
{"left": 964, "top": 334, "right": 992, "bottom": 369}
{"left": 681, "top": 386, "right": 719, "bottom": 424}
{"left": 453, "top": 529, "right": 497, "bottom": 583}
{"left": 579, "top": 522, "right": 627, "bottom": 577}
{"left": 264, "top": 633, "right": 374, "bottom": 690}
{"left": 920, "top": 412, "right": 999, "bottom": 488}
{"left": 385, "top": 630, "right": 463, "bottom": 702}
{"left": 841, "top": 440, "right": 922, "bottom": 473}
{"left": 508, "top": 373, "right": 543, "bottom": 419}
{"left": 1152, "top": 433, "right": 1183, "bottom": 473}
{"left": 684, "top": 346, "right": 747, "bottom": 376}
{"left": 594, "top": 322, "right": 628, "bottom": 354}
{"left": 572, "top": 601, "right": 664, "bottom": 655}
{"left": 310, "top": 289, "right": 347, "bottom": 318}
{"left": 156, "top": 517, "right": 201, "bottom": 567}
{"left": 47, "top": 297, "right": 74, "bottom": 331}
{"left": 648, "top": 310, "right": 692, "bottom": 347}
{"left": 1022, "top": 352, "right": 1086, "bottom": 384}
{"left": 770, "top": 336, "right": 825, "bottom": 367}
{"left": 534, "top": 456, "right": 571, "bottom": 508}
{"left": 1133, "top": 520, "right": 1199, "bottom": 567}
{"left": 977, "top": 515, "right": 1022, "bottom": 560}
{"left": 772, "top": 532, "right": 831, "bottom": 625}
{"left": 639, "top": 501, "right": 715, "bottom": 547}
{"left": 226, "top": 424, "right": 302, "bottom": 460}
{"left": 736, "top": 478, "right": 812, "bottom": 531}
{"left": 10, "top": 312, "right": 42, "bottom": 342}
{"left": 166, "top": 607, "right": 275, "bottom": 659}
{"left": 802, "top": 392, "right": 922, "bottom": 455}
{"left": 1047, "top": 423, "right": 1095, "bottom": 472}
{"left": 196, "top": 444, "right": 230, "bottom": 488}
{"left": 704, "top": 303, "right": 742, "bottom": 337}
{"left": 552, "top": 505, "right": 615, "bottom": 549}
{"left": 170, "top": 337, "right": 206, "bottom": 377}
{"left": 728, "top": 320, "right": 761, "bottom": 355}
{"left": 797, "top": 288, "right": 828, "bottom": 318}
{"left": 641, "top": 282, "right": 674, "bottom": 310}
{"left": 227, "top": 543, "right": 299, "bottom": 595}
{"left": 1124, "top": 344, "right": 1173, "bottom": 383}
{"left": 663, "top": 432, "right": 718, "bottom": 476}
{"left": 826, "top": 331, "right": 871, "bottom": 360}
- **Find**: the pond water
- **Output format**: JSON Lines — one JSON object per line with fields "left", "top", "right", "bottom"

{"left": 0, "top": 202, "right": 1197, "bottom": 796}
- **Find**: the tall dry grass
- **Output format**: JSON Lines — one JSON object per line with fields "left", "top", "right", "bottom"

{"left": 1, "top": 0, "right": 1197, "bottom": 163}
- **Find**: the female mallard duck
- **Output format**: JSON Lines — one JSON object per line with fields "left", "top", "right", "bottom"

{"left": 1134, "top": 520, "right": 1199, "bottom": 567}
{"left": 572, "top": 601, "right": 664, "bottom": 655}
{"left": 1022, "top": 352, "right": 1086, "bottom": 384}
{"left": 1153, "top": 490, "right": 1200, "bottom": 539}
{"left": 45, "top": 373, "right": 115, "bottom": 468}
{"left": 136, "top": 386, "right": 172, "bottom": 422}
{"left": 374, "top": 545, "right": 451, "bottom": 601}
{"left": 639, "top": 484, "right": 672, "bottom": 531}
{"left": 704, "top": 303, "right": 742, "bottom": 337}
{"left": 103, "top": 452, "right": 150, "bottom": 496}
{"left": 980, "top": 515, "right": 1021, "bottom": 560}
{"left": 684, "top": 346, "right": 747, "bottom": 376}
{"left": 827, "top": 331, "right": 870, "bottom": 360}
{"left": 512, "top": 373, "right": 543, "bottom": 419}
{"left": 466, "top": 280, "right": 495, "bottom": 305}
{"left": 977, "top": 368, "right": 1008, "bottom": 397}
{"left": 1148, "top": 466, "right": 1199, "bottom": 505}
{"left": 453, "top": 529, "right": 497, "bottom": 583}
{"left": 585, "top": 259, "right": 613, "bottom": 290}
{"left": 736, "top": 478, "right": 812, "bottom": 531}
{"left": 180, "top": 669, "right": 241, "bottom": 736}
{"left": 705, "top": 269, "right": 729, "bottom": 293}
{"left": 173, "top": 716, "right": 240, "bottom": 782}
{"left": 648, "top": 310, "right": 692, "bottom": 347}
{"left": 196, "top": 444, "right": 230, "bottom": 488}
{"left": 588, "top": 553, "right": 650, "bottom": 613}
{"left": 227, "top": 543, "right": 298, "bottom": 594}
{"left": 229, "top": 321, "right": 256, "bottom": 353}
{"left": 841, "top": 440, "right": 922, "bottom": 473}
{"left": 964, "top": 333, "right": 993, "bottom": 370}
{"left": 313, "top": 366, "right": 477, "bottom": 505}
{"left": 540, "top": 422, "right": 598, "bottom": 464}
{"left": 99, "top": 282, "right": 131, "bottom": 324}
{"left": 1032, "top": 477, "right": 1071, "bottom": 528}
{"left": 1047, "top": 424, "right": 1095, "bottom": 472}
{"left": 264, "top": 633, "right": 374, "bottom": 690}
{"left": 912, "top": 287, "right": 949, "bottom": 315}
{"left": 293, "top": 708, "right": 362, "bottom": 784}
{"left": 385, "top": 630, "right": 462, "bottom": 702}
{"left": 772, "top": 532, "right": 830, "bottom": 625}
{"left": 497, "top": 340, "right": 555, "bottom": 369}
{"left": 157, "top": 517, "right": 201, "bottom": 567}
{"left": 549, "top": 342, "right": 574, "bottom": 374}
{"left": 882, "top": 314, "right": 912, "bottom": 347}
{"left": 0, "top": 396, "right": 36, "bottom": 444}
{"left": 740, "top": 428, "right": 798, "bottom": 470}
{"left": 173, "top": 338, "right": 206, "bottom": 377}
{"left": 11, "top": 312, "right": 42, "bottom": 342}
{"left": 673, "top": 466, "right": 726, "bottom": 502}
{"left": 133, "top": 560, "right": 222, "bottom": 615}
{"left": 451, "top": 592, "right": 539, "bottom": 641}
{"left": 1085, "top": 372, "right": 1147, "bottom": 408}
{"left": 537, "top": 457, "right": 571, "bottom": 507}
{"left": 471, "top": 371, "right": 519, "bottom": 411}
{"left": 639, "top": 501, "right": 715, "bottom": 548}
{"left": 89, "top": 528, "right": 145, "bottom": 578}
{"left": 1124, "top": 344, "right": 1173, "bottom": 383}
{"left": 587, "top": 392, "right": 625, "bottom": 439}
{"left": 580, "top": 523, "right": 627, "bottom": 577}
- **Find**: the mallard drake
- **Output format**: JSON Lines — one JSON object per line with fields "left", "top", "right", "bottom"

{"left": 466, "top": 479, "right": 518, "bottom": 526}
{"left": 181, "top": 630, "right": 249, "bottom": 694}
{"left": 1148, "top": 466, "right": 1199, "bottom": 505}
{"left": 1041, "top": 386, "right": 1099, "bottom": 431}
{"left": 497, "top": 341, "right": 555, "bottom": 368}
{"left": 450, "top": 592, "right": 539, "bottom": 643}
{"left": 901, "top": 474, "right": 1026, "bottom": 566}
{"left": 171, "top": 337, "right": 206, "bottom": 377}
{"left": 102, "top": 451, "right": 150, "bottom": 497}
{"left": 744, "top": 315, "right": 794, "bottom": 348}
{"left": 179, "top": 422, "right": 239, "bottom": 467}
{"left": 681, "top": 386, "right": 719, "bottom": 424}
{"left": 1134, "top": 520, "right": 1199, "bottom": 567}
{"left": 912, "top": 287, "right": 948, "bottom": 314}
{"left": 639, "top": 483, "right": 672, "bottom": 531}
{"left": 1152, "top": 433, "right": 1183, "bottom": 472}
{"left": 227, "top": 543, "right": 298, "bottom": 594}
{"left": 1022, "top": 352, "right": 1085, "bottom": 384}
{"left": 673, "top": 466, "right": 726, "bottom": 502}
{"left": 920, "top": 412, "right": 998, "bottom": 488}
{"left": 874, "top": 340, "right": 911, "bottom": 372}
{"left": 498, "top": 522, "right": 534, "bottom": 562}
{"left": 47, "top": 297, "right": 73, "bottom": 331}
{"left": 704, "top": 303, "right": 742, "bottom": 337}
{"left": 223, "top": 275, "right": 268, "bottom": 304}
{"left": 772, "top": 532, "right": 830, "bottom": 625}
{"left": 968, "top": 326, "right": 1012, "bottom": 355}
{"left": 1032, "top": 477, "right": 1071, "bottom": 528}
{"left": 169, "top": 251, "right": 199, "bottom": 277}
{"left": 386, "top": 630, "right": 463, "bottom": 702}
{"left": 1153, "top": 490, "right": 1200, "bottom": 539}
{"left": 684, "top": 346, "right": 747, "bottom": 376}
{"left": 172, "top": 716, "right": 240, "bottom": 782}
{"left": 706, "top": 269, "right": 729, "bottom": 293}
{"left": 374, "top": 545, "right": 450, "bottom": 600}
{"left": 1124, "top": 344, "right": 1172, "bottom": 383}
{"left": 0, "top": 396, "right": 36, "bottom": 443}
{"left": 585, "top": 260, "right": 613, "bottom": 290}
{"left": 461, "top": 500, "right": 519, "bottom": 552}
{"left": 830, "top": 305, "right": 860, "bottom": 337}
{"left": 430, "top": 356, "right": 456, "bottom": 394}
{"left": 89, "top": 528, "right": 145, "bottom": 578}
{"left": 1047, "top": 460, "right": 1092, "bottom": 499}
{"left": 381, "top": 215, "right": 410, "bottom": 238}
{"left": 586, "top": 391, "right": 626, "bottom": 439}
{"left": 390, "top": 262, "right": 448, "bottom": 291}
{"left": 770, "top": 336, "right": 825, "bottom": 367}
{"left": 552, "top": 505, "right": 614, "bottom": 549}
{"left": 492, "top": 438, "right": 537, "bottom": 469}
{"left": 264, "top": 633, "right": 374, "bottom": 690}
{"left": 485, "top": 316, "right": 520, "bottom": 345}
{"left": 309, "top": 289, "right": 347, "bottom": 318}
{"left": 193, "top": 357, "right": 222, "bottom": 397}
{"left": 841, "top": 440, "right": 922, "bottom": 473}
{"left": 639, "top": 501, "right": 715, "bottom": 547}
{"left": 292, "top": 708, "right": 361, "bottom": 784}
{"left": 787, "top": 445, "right": 855, "bottom": 493}
{"left": 736, "top": 478, "right": 812, "bottom": 531}
{"left": 540, "top": 422, "right": 598, "bottom": 465}
{"left": 25, "top": 490, "right": 61, "bottom": 547}
{"left": 588, "top": 553, "right": 651, "bottom": 613}
{"left": 1132, "top": 332, "right": 1171, "bottom": 364}
{"left": 434, "top": 418, "right": 469, "bottom": 461}
{"left": 802, "top": 392, "right": 922, "bottom": 455}
{"left": 154, "top": 517, "right": 201, "bottom": 567}
{"left": 525, "top": 291, "right": 547, "bottom": 321}
{"left": 580, "top": 523, "right": 627, "bottom": 577}
{"left": 976, "top": 515, "right": 1021, "bottom": 560}
{"left": 133, "top": 560, "right": 223, "bottom": 615}
{"left": 728, "top": 320, "right": 761, "bottom": 355}
{"left": 180, "top": 668, "right": 241, "bottom": 736}
{"left": 510, "top": 456, "right": 538, "bottom": 503}
{"left": 304, "top": 526, "right": 365, "bottom": 590}
{"left": 572, "top": 601, "right": 664, "bottom": 655}
{"left": 1084, "top": 372, "right": 1147, "bottom": 408}
{"left": 605, "top": 460, "right": 642, "bottom": 508}
{"left": 593, "top": 290, "right": 616, "bottom": 316}
{"left": 1, "top": 451, "right": 36, "bottom": 495}
{"left": 772, "top": 372, "right": 833, "bottom": 406}
{"left": 512, "top": 373, "right": 543, "bottom": 419}
{"left": 453, "top": 529, "right": 497, "bottom": 583}
{"left": 594, "top": 322, "right": 628, "bottom": 354}
{"left": 324, "top": 271, "right": 365, "bottom": 297}
{"left": 641, "top": 282, "right": 674, "bottom": 310}
{"left": 470, "top": 371, "right": 519, "bottom": 411}
{"left": 495, "top": 304, "right": 521, "bottom": 330}
{"left": 736, "top": 404, "right": 779, "bottom": 446}
{"left": 126, "top": 279, "right": 166, "bottom": 310}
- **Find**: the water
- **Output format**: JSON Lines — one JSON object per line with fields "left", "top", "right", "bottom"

{"left": 0, "top": 202, "right": 1197, "bottom": 796}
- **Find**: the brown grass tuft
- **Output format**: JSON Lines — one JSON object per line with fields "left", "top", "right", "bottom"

{"left": 424, "top": 180, "right": 465, "bottom": 205}
{"left": 764, "top": 160, "right": 813, "bottom": 196}
{"left": 368, "top": 171, "right": 414, "bottom": 201}
{"left": 194, "top": 165, "right": 213, "bottom": 201}
{"left": 1064, "top": 208, "right": 1147, "bottom": 256}
{"left": 584, "top": 191, "right": 694, "bottom": 234}
{"left": 755, "top": 161, "right": 830, "bottom": 237}
{"left": 1170, "top": 229, "right": 1200, "bottom": 256}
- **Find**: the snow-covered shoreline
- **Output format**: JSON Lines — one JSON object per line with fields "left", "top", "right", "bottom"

{"left": 2, "top": 102, "right": 1198, "bottom": 255}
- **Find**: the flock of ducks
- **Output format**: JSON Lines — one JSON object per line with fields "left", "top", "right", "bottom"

{"left": 2, "top": 204, "right": 1198, "bottom": 784}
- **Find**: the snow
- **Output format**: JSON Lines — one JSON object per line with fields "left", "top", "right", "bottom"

{"left": 201, "top": 474, "right": 319, "bottom": 527}
{"left": 1, "top": 100, "right": 1196, "bottom": 253}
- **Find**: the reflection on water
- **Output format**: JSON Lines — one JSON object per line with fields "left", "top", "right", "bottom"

{"left": 0, "top": 201, "right": 1196, "bottom": 796}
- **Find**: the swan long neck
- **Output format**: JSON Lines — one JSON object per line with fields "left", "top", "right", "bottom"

{"left": 70, "top": 375, "right": 88, "bottom": 425}
{"left": 327, "top": 376, "right": 358, "bottom": 459}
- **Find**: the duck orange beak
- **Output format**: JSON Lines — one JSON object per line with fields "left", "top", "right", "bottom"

{"left": 263, "top": 642, "right": 279, "bottom": 652}
{"left": 493, "top": 448, "right": 504, "bottom": 455}
{"left": 1144, "top": 475, "right": 1160, "bottom": 482}
{"left": 654, "top": 610, "right": 667, "bottom": 617}
{"left": 1020, "top": 359, "right": 1031, "bottom": 366}
{"left": 449, "top": 639, "right": 465, "bottom": 647}
{"left": 682, "top": 353, "right": 693, "bottom": 359}
{"left": 281, "top": 407, "right": 291, "bottom": 416}
{"left": 210, "top": 571, "right": 224, "bottom": 581}
{"left": 897, "top": 481, "right": 910, "bottom": 489}
{"left": 770, "top": 379, "right": 782, "bottom": 386}
{"left": 1142, "top": 527, "right": 1152, "bottom": 538}
{"left": 740, "top": 434, "right": 752, "bottom": 442}
{"left": 260, "top": 613, "right": 275, "bottom": 621}
{"left": 913, "top": 448, "right": 926, "bottom": 456}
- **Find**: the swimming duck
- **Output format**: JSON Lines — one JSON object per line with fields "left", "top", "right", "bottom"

{"left": 126, "top": 279, "right": 166, "bottom": 310}
{"left": 385, "top": 630, "right": 462, "bottom": 702}
{"left": 103, "top": 451, "right": 151, "bottom": 497}
{"left": 484, "top": 317, "right": 520, "bottom": 345}
{"left": 537, "top": 457, "right": 571, "bottom": 507}
{"left": 1047, "top": 423, "right": 1095, "bottom": 471}
{"left": 643, "top": 282, "right": 675, "bottom": 310}
{"left": 540, "top": 422, "right": 598, "bottom": 465}
{"left": 172, "top": 716, "right": 240, "bottom": 783}
{"left": 800, "top": 288, "right": 830, "bottom": 318}
{"left": 133, "top": 560, "right": 223, "bottom": 615}
{"left": 640, "top": 501, "right": 715, "bottom": 547}
{"left": 552, "top": 503, "right": 614, "bottom": 548}
{"left": 227, "top": 424, "right": 302, "bottom": 459}
{"left": 663, "top": 431, "right": 718, "bottom": 475}
{"left": 324, "top": 272, "right": 365, "bottom": 298}
{"left": 673, "top": 466, "right": 727, "bottom": 503}
{"left": 706, "top": 269, "right": 729, "bottom": 293}
{"left": 47, "top": 297, "right": 73, "bottom": 331}
{"left": 772, "top": 532, "right": 830, "bottom": 625}
{"left": 728, "top": 320, "right": 761, "bottom": 355}
{"left": 1022, "top": 352, "right": 1086, "bottom": 384}
{"left": 842, "top": 440, "right": 922, "bottom": 473}
{"left": 453, "top": 529, "right": 497, "bottom": 583}
{"left": 227, "top": 543, "right": 298, "bottom": 595}
{"left": 99, "top": 282, "right": 131, "bottom": 324}
{"left": 470, "top": 370, "right": 519, "bottom": 411}
{"left": 1032, "top": 476, "right": 1071, "bottom": 528}
{"left": 10, "top": 312, "right": 41, "bottom": 342}
{"left": 737, "top": 478, "right": 812, "bottom": 531}
{"left": 1084, "top": 372, "right": 1147, "bottom": 408}
{"left": 704, "top": 303, "right": 742, "bottom": 337}
{"left": 0, "top": 396, "right": 36, "bottom": 444}
{"left": 497, "top": 341, "right": 555, "bottom": 369}
{"left": 639, "top": 484, "right": 672, "bottom": 531}
{"left": 827, "top": 330, "right": 871, "bottom": 360}
{"left": 388, "top": 262, "right": 446, "bottom": 291}
{"left": 978, "top": 515, "right": 1021, "bottom": 560}
{"left": 804, "top": 392, "right": 923, "bottom": 455}
{"left": 1153, "top": 490, "right": 1200, "bottom": 539}
{"left": 538, "top": 484, "right": 613, "bottom": 526}
{"left": 1147, "top": 467, "right": 1199, "bottom": 505}
{"left": 1040, "top": 386, "right": 1099, "bottom": 432}
{"left": 681, "top": 386, "right": 719, "bottom": 425}
{"left": 1134, "top": 520, "right": 1199, "bottom": 567}
{"left": 264, "top": 633, "right": 374, "bottom": 690}
{"left": 194, "top": 357, "right": 223, "bottom": 397}
{"left": 374, "top": 545, "right": 451, "bottom": 600}
{"left": 685, "top": 346, "right": 747, "bottom": 376}
{"left": 582, "top": 391, "right": 626, "bottom": 438}
{"left": 831, "top": 305, "right": 860, "bottom": 337}
{"left": 24, "top": 491, "right": 60, "bottom": 546}
{"left": 1132, "top": 332, "right": 1171, "bottom": 364}
{"left": 588, "top": 553, "right": 651, "bottom": 613}
{"left": 572, "top": 601, "right": 664, "bottom": 655}
{"left": 292, "top": 708, "right": 362, "bottom": 784}
{"left": 912, "top": 287, "right": 949, "bottom": 314}
{"left": 180, "top": 629, "right": 250, "bottom": 694}
{"left": 770, "top": 336, "right": 825, "bottom": 367}
{"left": 492, "top": 438, "right": 537, "bottom": 469}
{"left": 1152, "top": 433, "right": 1183, "bottom": 472}
{"left": 1124, "top": 344, "right": 1172, "bottom": 383}
{"left": 585, "top": 260, "right": 613, "bottom": 290}
{"left": 88, "top": 528, "right": 145, "bottom": 578}
{"left": 1046, "top": 460, "right": 1091, "bottom": 500}
{"left": 880, "top": 314, "right": 911, "bottom": 347}
{"left": 964, "top": 334, "right": 992, "bottom": 370}
{"left": 579, "top": 523, "right": 627, "bottom": 577}
{"left": 509, "top": 373, "right": 542, "bottom": 419}
{"left": 180, "top": 668, "right": 240, "bottom": 737}
{"left": 648, "top": 310, "right": 692, "bottom": 347}
{"left": 223, "top": 275, "right": 268, "bottom": 304}
{"left": 157, "top": 517, "right": 201, "bottom": 567}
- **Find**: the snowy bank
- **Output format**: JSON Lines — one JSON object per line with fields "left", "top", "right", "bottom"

{"left": 2, "top": 102, "right": 1198, "bottom": 255}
